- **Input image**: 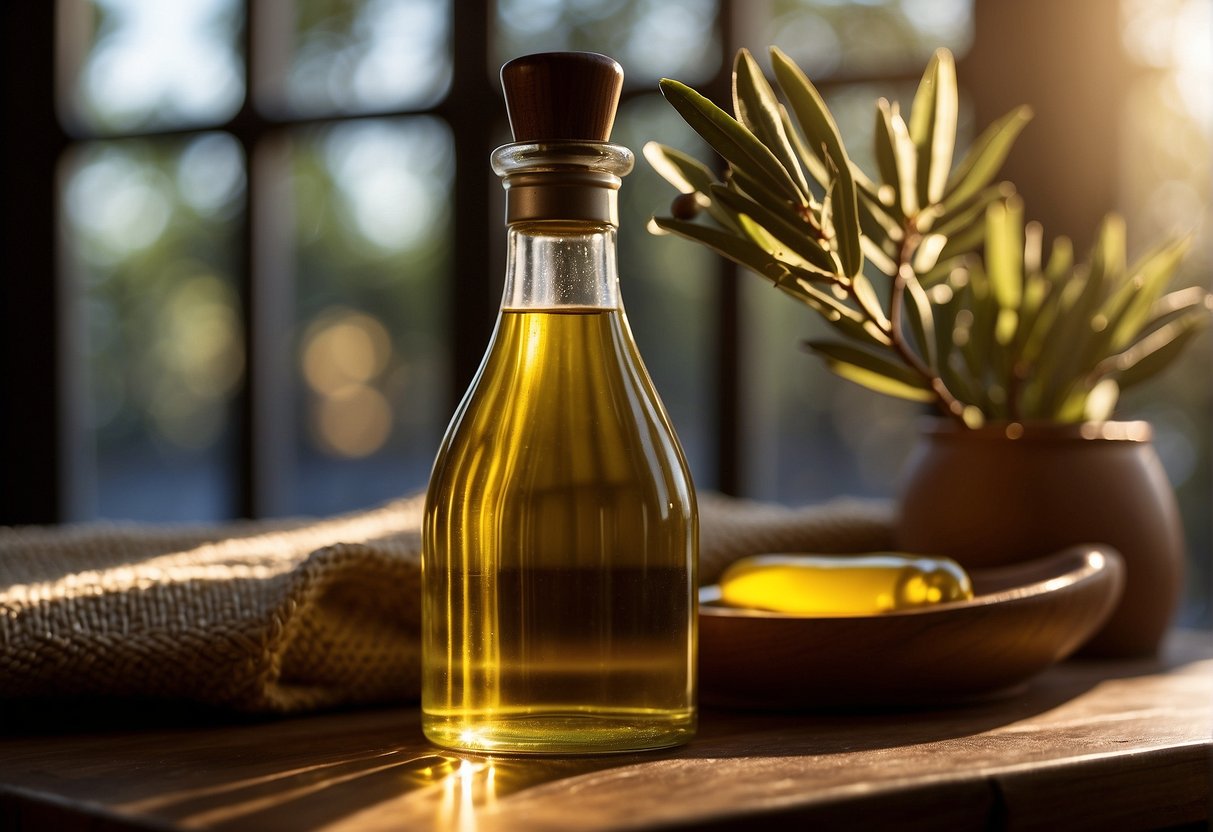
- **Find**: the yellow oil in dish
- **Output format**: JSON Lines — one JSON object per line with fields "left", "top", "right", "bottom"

{"left": 719, "top": 554, "right": 973, "bottom": 615}
{"left": 422, "top": 308, "right": 696, "bottom": 754}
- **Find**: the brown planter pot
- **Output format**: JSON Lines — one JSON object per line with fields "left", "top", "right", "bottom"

{"left": 894, "top": 420, "right": 1184, "bottom": 657}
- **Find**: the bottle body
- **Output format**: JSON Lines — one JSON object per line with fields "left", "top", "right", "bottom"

{"left": 422, "top": 224, "right": 697, "bottom": 753}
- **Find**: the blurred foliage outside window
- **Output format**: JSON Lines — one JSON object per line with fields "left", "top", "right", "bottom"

{"left": 54, "top": 0, "right": 1210, "bottom": 624}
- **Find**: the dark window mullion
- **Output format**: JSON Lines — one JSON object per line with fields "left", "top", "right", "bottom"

{"left": 446, "top": 0, "right": 500, "bottom": 403}
{"left": 244, "top": 130, "right": 299, "bottom": 518}
{"left": 233, "top": 0, "right": 274, "bottom": 518}
{"left": 715, "top": 0, "right": 742, "bottom": 496}
{"left": 232, "top": 0, "right": 256, "bottom": 517}
{"left": 0, "top": 4, "right": 68, "bottom": 523}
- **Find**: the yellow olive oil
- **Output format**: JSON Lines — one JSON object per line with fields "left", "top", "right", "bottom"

{"left": 422, "top": 308, "right": 697, "bottom": 753}
{"left": 719, "top": 553, "right": 973, "bottom": 615}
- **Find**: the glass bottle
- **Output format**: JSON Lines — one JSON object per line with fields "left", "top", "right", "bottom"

{"left": 421, "top": 52, "right": 697, "bottom": 754}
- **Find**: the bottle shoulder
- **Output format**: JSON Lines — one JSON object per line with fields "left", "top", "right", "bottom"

{"left": 427, "top": 307, "right": 694, "bottom": 502}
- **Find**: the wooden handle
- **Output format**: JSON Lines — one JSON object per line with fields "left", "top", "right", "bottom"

{"left": 500, "top": 52, "right": 624, "bottom": 142}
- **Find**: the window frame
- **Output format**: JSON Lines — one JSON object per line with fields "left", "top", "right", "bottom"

{"left": 2, "top": 0, "right": 1167, "bottom": 526}
{"left": 3, "top": 0, "right": 742, "bottom": 523}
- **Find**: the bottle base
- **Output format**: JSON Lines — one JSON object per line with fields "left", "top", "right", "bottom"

{"left": 423, "top": 708, "right": 696, "bottom": 754}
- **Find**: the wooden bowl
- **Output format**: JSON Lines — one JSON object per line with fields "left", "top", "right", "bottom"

{"left": 698, "top": 546, "right": 1124, "bottom": 709}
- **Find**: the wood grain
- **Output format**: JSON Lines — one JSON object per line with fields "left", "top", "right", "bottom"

{"left": 700, "top": 546, "right": 1124, "bottom": 707}
{"left": 500, "top": 52, "right": 624, "bottom": 142}
{"left": 0, "top": 631, "right": 1209, "bottom": 831}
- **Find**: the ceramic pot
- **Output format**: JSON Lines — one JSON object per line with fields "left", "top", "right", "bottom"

{"left": 894, "top": 420, "right": 1184, "bottom": 657}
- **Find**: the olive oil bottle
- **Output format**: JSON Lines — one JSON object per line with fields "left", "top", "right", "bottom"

{"left": 421, "top": 52, "right": 697, "bottom": 753}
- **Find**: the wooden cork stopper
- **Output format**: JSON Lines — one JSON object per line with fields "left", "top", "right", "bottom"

{"left": 500, "top": 52, "right": 624, "bottom": 143}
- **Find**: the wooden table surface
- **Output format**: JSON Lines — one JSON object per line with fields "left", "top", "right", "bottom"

{"left": 1, "top": 631, "right": 1209, "bottom": 831}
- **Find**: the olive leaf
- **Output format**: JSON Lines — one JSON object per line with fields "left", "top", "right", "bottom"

{"left": 653, "top": 216, "right": 791, "bottom": 281}
{"left": 873, "top": 99, "right": 904, "bottom": 219}
{"left": 851, "top": 272, "right": 891, "bottom": 332}
{"left": 709, "top": 183, "right": 837, "bottom": 273}
{"left": 643, "top": 141, "right": 740, "bottom": 231}
{"left": 732, "top": 48, "right": 811, "bottom": 202}
{"left": 1108, "top": 236, "right": 1191, "bottom": 349}
{"left": 901, "top": 267, "right": 938, "bottom": 370}
{"left": 770, "top": 47, "right": 863, "bottom": 278}
{"left": 642, "top": 141, "right": 716, "bottom": 195}
{"left": 779, "top": 276, "right": 892, "bottom": 348}
{"left": 938, "top": 106, "right": 1033, "bottom": 217}
{"left": 805, "top": 341, "right": 935, "bottom": 402}
{"left": 887, "top": 101, "right": 919, "bottom": 219}
{"left": 929, "top": 181, "right": 1014, "bottom": 239}
{"left": 910, "top": 48, "right": 959, "bottom": 207}
{"left": 984, "top": 196, "right": 1024, "bottom": 348}
{"left": 1106, "top": 307, "right": 1211, "bottom": 389}
{"left": 659, "top": 79, "right": 804, "bottom": 207}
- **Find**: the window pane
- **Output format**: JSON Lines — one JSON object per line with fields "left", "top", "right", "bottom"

{"left": 59, "top": 0, "right": 244, "bottom": 134}
{"left": 739, "top": 277, "right": 920, "bottom": 502}
{"left": 753, "top": 0, "right": 974, "bottom": 76}
{"left": 616, "top": 94, "right": 719, "bottom": 488}
{"left": 493, "top": 0, "right": 721, "bottom": 86}
{"left": 286, "top": 117, "right": 452, "bottom": 514}
{"left": 61, "top": 134, "right": 246, "bottom": 521}
{"left": 263, "top": 0, "right": 451, "bottom": 116}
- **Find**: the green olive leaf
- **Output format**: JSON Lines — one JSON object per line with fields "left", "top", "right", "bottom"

{"left": 733, "top": 48, "right": 811, "bottom": 203}
{"left": 861, "top": 235, "right": 899, "bottom": 277}
{"left": 851, "top": 272, "right": 891, "bottom": 332}
{"left": 781, "top": 104, "right": 829, "bottom": 191}
{"left": 1140, "top": 286, "right": 1213, "bottom": 334}
{"left": 985, "top": 195, "right": 1024, "bottom": 312}
{"left": 805, "top": 341, "right": 935, "bottom": 402}
{"left": 1044, "top": 235, "right": 1074, "bottom": 284}
{"left": 1108, "top": 236, "right": 1190, "bottom": 349}
{"left": 930, "top": 181, "right": 1015, "bottom": 239}
{"left": 643, "top": 141, "right": 739, "bottom": 231}
{"left": 909, "top": 48, "right": 959, "bottom": 207}
{"left": 711, "top": 183, "right": 838, "bottom": 274}
{"left": 652, "top": 216, "right": 793, "bottom": 282}
{"left": 961, "top": 260, "right": 1000, "bottom": 388}
{"left": 770, "top": 47, "right": 862, "bottom": 278}
{"left": 778, "top": 277, "right": 891, "bottom": 347}
{"left": 887, "top": 101, "right": 919, "bottom": 218}
{"left": 873, "top": 99, "right": 902, "bottom": 210}
{"left": 901, "top": 267, "right": 937, "bottom": 369}
{"left": 642, "top": 141, "right": 717, "bottom": 195}
{"left": 660, "top": 78, "right": 804, "bottom": 207}
{"left": 1088, "top": 214, "right": 1127, "bottom": 289}
{"left": 1105, "top": 308, "right": 1212, "bottom": 390}
{"left": 939, "top": 106, "right": 1032, "bottom": 217}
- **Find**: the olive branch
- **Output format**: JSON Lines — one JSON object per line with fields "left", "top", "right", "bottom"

{"left": 646, "top": 47, "right": 1211, "bottom": 426}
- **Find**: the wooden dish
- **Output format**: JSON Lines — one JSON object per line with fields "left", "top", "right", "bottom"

{"left": 698, "top": 545, "right": 1124, "bottom": 709}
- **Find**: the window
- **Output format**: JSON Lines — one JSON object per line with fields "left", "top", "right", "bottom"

{"left": 3, "top": 1, "right": 1209, "bottom": 623}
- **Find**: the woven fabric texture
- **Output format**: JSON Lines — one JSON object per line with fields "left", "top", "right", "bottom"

{"left": 0, "top": 493, "right": 892, "bottom": 713}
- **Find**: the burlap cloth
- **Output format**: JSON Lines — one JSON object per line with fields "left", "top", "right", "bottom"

{"left": 0, "top": 493, "right": 892, "bottom": 713}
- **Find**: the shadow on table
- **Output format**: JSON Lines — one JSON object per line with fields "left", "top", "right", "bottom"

{"left": 684, "top": 647, "right": 1182, "bottom": 758}
{"left": 0, "top": 637, "right": 1203, "bottom": 831}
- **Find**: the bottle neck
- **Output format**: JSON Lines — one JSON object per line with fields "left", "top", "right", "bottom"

{"left": 502, "top": 222, "right": 620, "bottom": 310}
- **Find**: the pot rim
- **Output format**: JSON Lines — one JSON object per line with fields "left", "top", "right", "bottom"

{"left": 919, "top": 419, "right": 1153, "bottom": 443}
